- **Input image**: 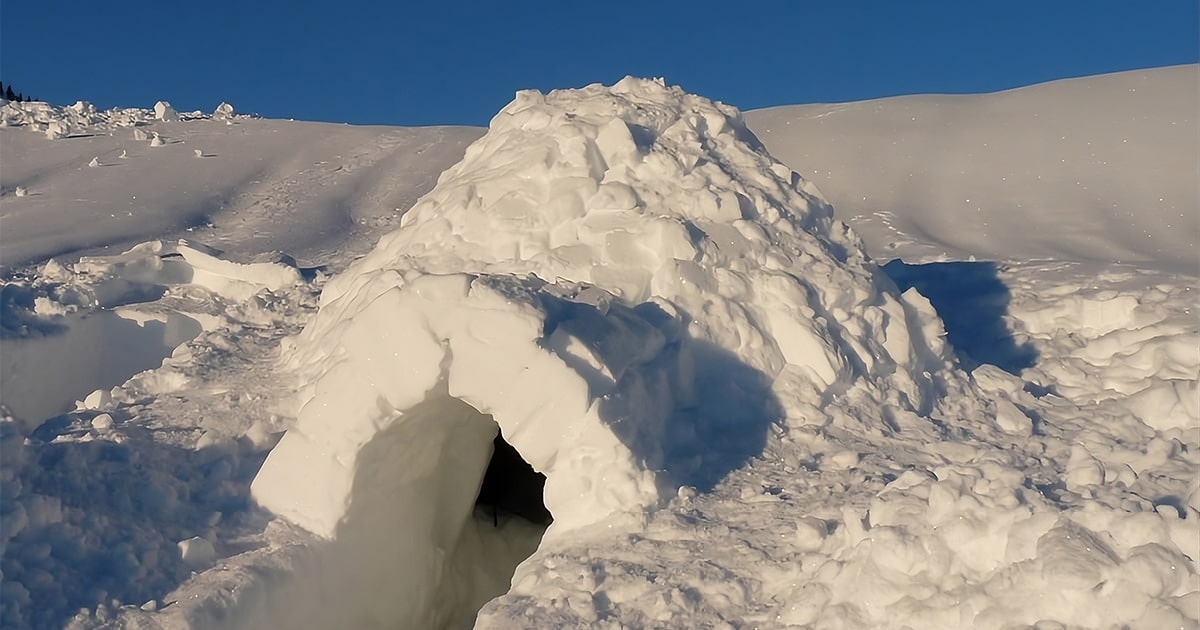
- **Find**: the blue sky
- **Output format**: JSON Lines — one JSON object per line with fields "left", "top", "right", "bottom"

{"left": 2, "top": 1, "right": 1196, "bottom": 126}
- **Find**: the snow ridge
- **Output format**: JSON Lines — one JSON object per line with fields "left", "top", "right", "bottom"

{"left": 0, "top": 99, "right": 223, "bottom": 139}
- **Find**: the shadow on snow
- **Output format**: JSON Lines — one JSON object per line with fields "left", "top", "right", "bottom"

{"left": 882, "top": 259, "right": 1036, "bottom": 374}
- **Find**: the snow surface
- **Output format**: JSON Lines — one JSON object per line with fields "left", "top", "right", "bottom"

{"left": 0, "top": 67, "right": 1196, "bottom": 630}
{"left": 0, "top": 98, "right": 481, "bottom": 271}
{"left": 744, "top": 65, "right": 1199, "bottom": 274}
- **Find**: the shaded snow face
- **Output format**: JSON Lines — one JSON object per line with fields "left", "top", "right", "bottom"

{"left": 251, "top": 77, "right": 965, "bottom": 627}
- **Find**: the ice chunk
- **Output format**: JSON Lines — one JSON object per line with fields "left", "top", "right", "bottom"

{"left": 153, "top": 101, "right": 178, "bottom": 122}
{"left": 82, "top": 389, "right": 112, "bottom": 410}
{"left": 177, "top": 536, "right": 216, "bottom": 568}
{"left": 212, "top": 102, "right": 235, "bottom": 120}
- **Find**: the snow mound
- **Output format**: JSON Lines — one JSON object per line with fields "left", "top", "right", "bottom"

{"left": 251, "top": 77, "right": 959, "bottom": 626}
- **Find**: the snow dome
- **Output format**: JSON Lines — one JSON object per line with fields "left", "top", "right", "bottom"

{"left": 250, "top": 77, "right": 958, "bottom": 627}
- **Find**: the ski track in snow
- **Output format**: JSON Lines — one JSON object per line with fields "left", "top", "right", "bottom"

{"left": 0, "top": 68, "right": 1197, "bottom": 630}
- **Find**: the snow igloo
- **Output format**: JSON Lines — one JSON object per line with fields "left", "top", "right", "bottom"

{"left": 250, "top": 77, "right": 954, "bottom": 628}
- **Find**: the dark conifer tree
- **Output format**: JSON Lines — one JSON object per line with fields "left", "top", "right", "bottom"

{"left": 4, "top": 85, "right": 14, "bottom": 101}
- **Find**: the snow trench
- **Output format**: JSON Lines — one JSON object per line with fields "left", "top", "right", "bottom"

{"left": 1, "top": 307, "right": 202, "bottom": 425}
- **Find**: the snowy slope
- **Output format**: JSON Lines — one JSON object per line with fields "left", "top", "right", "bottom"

{"left": 745, "top": 65, "right": 1199, "bottom": 274}
{"left": 0, "top": 100, "right": 482, "bottom": 270}
{"left": 0, "top": 68, "right": 1196, "bottom": 630}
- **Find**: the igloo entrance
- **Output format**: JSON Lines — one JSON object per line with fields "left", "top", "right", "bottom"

{"left": 475, "top": 429, "right": 553, "bottom": 529}
{"left": 242, "top": 389, "right": 550, "bottom": 630}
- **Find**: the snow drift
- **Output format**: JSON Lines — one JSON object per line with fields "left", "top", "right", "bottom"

{"left": 250, "top": 77, "right": 960, "bottom": 627}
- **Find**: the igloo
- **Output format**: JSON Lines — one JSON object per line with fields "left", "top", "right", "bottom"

{"left": 250, "top": 77, "right": 954, "bottom": 628}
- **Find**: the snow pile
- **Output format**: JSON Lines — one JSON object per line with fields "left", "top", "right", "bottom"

{"left": 1, "top": 100, "right": 150, "bottom": 135}
{"left": 1012, "top": 268, "right": 1198, "bottom": 432}
{"left": 212, "top": 102, "right": 235, "bottom": 120}
{"left": 249, "top": 77, "right": 965, "bottom": 627}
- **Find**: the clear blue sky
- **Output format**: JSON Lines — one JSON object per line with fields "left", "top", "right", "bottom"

{"left": 2, "top": 1, "right": 1197, "bottom": 126}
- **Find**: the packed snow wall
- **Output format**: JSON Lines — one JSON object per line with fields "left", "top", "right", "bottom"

{"left": 250, "top": 77, "right": 960, "bottom": 627}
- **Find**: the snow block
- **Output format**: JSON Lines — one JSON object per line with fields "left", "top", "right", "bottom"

{"left": 153, "top": 101, "right": 178, "bottom": 122}
{"left": 212, "top": 101, "right": 235, "bottom": 120}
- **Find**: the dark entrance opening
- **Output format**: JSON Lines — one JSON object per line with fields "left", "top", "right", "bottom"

{"left": 474, "top": 429, "right": 552, "bottom": 528}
